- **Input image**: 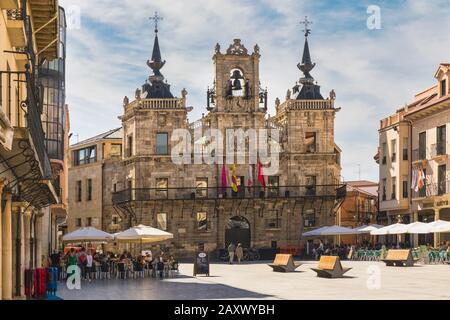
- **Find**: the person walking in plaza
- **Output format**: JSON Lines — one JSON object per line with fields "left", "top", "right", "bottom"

{"left": 228, "top": 242, "right": 236, "bottom": 264}
{"left": 235, "top": 243, "right": 244, "bottom": 264}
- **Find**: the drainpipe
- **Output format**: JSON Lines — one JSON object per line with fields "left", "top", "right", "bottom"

{"left": 15, "top": 206, "right": 22, "bottom": 297}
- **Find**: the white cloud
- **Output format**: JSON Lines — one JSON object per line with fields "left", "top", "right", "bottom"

{"left": 59, "top": 0, "right": 450, "bottom": 182}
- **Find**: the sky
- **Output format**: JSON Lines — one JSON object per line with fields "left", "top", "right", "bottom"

{"left": 59, "top": 0, "right": 450, "bottom": 182}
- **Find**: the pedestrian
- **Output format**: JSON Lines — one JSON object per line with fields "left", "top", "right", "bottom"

{"left": 86, "top": 250, "right": 93, "bottom": 282}
{"left": 235, "top": 243, "right": 244, "bottom": 264}
{"left": 227, "top": 242, "right": 236, "bottom": 264}
{"left": 77, "top": 247, "right": 88, "bottom": 280}
{"left": 66, "top": 248, "right": 77, "bottom": 280}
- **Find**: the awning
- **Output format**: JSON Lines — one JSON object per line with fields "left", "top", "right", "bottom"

{"left": 356, "top": 224, "right": 384, "bottom": 233}
{"left": 303, "top": 225, "right": 361, "bottom": 237}
{"left": 62, "top": 227, "right": 114, "bottom": 242}
{"left": 115, "top": 224, "right": 173, "bottom": 243}
{"left": 371, "top": 223, "right": 406, "bottom": 235}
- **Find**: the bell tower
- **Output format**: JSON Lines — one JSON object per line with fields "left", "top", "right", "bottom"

{"left": 207, "top": 39, "right": 267, "bottom": 113}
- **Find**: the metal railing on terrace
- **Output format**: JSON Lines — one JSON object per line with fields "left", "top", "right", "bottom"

{"left": 430, "top": 142, "right": 449, "bottom": 158}
{"left": 112, "top": 184, "right": 347, "bottom": 204}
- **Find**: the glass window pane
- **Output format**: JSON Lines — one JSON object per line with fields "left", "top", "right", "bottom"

{"left": 156, "top": 133, "right": 168, "bottom": 155}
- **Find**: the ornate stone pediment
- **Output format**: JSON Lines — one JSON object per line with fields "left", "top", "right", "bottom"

{"left": 226, "top": 39, "right": 248, "bottom": 55}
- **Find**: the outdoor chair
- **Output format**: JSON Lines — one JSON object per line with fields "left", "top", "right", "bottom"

{"left": 132, "top": 261, "right": 145, "bottom": 278}
{"left": 169, "top": 262, "right": 179, "bottom": 278}
{"left": 382, "top": 249, "right": 417, "bottom": 267}
{"left": 117, "top": 262, "right": 127, "bottom": 279}
{"left": 268, "top": 254, "right": 302, "bottom": 272}
{"left": 311, "top": 255, "right": 351, "bottom": 278}
{"left": 100, "top": 262, "right": 110, "bottom": 279}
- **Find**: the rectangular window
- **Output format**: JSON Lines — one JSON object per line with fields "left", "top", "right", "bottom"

{"left": 438, "top": 164, "right": 446, "bottom": 195}
{"left": 265, "top": 210, "right": 280, "bottom": 229}
{"left": 403, "top": 137, "right": 408, "bottom": 161}
{"left": 268, "top": 176, "right": 279, "bottom": 197}
{"left": 391, "top": 139, "right": 397, "bottom": 162}
{"left": 156, "top": 133, "right": 169, "bottom": 155}
{"left": 87, "top": 217, "right": 92, "bottom": 227}
{"left": 305, "top": 132, "right": 316, "bottom": 153}
{"left": 76, "top": 180, "right": 82, "bottom": 202}
{"left": 196, "top": 178, "right": 208, "bottom": 198}
{"left": 382, "top": 142, "right": 387, "bottom": 164}
{"left": 127, "top": 135, "right": 133, "bottom": 157}
{"left": 76, "top": 218, "right": 82, "bottom": 227}
{"left": 156, "top": 178, "right": 168, "bottom": 198}
{"left": 441, "top": 79, "right": 447, "bottom": 97}
{"left": 419, "top": 132, "right": 426, "bottom": 160}
{"left": 382, "top": 178, "right": 387, "bottom": 201}
{"left": 197, "top": 212, "right": 208, "bottom": 231}
{"left": 112, "top": 216, "right": 119, "bottom": 225}
{"left": 304, "top": 209, "right": 315, "bottom": 227}
{"left": 110, "top": 143, "right": 122, "bottom": 157}
{"left": 113, "top": 183, "right": 117, "bottom": 193}
{"left": 437, "top": 125, "right": 446, "bottom": 155}
{"left": 391, "top": 176, "right": 396, "bottom": 200}
{"left": 157, "top": 213, "right": 168, "bottom": 231}
{"left": 305, "top": 175, "right": 316, "bottom": 196}
{"left": 74, "top": 146, "right": 97, "bottom": 166}
{"left": 402, "top": 175, "right": 408, "bottom": 199}
{"left": 87, "top": 179, "right": 93, "bottom": 201}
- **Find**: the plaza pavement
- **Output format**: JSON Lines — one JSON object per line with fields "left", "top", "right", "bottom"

{"left": 58, "top": 260, "right": 450, "bottom": 300}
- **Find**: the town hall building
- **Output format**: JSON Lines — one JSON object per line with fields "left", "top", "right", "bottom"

{"left": 68, "top": 16, "right": 345, "bottom": 258}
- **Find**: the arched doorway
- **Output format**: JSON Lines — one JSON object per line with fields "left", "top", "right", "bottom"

{"left": 225, "top": 216, "right": 251, "bottom": 249}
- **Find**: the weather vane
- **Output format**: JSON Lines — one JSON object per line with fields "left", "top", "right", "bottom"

{"left": 150, "top": 11, "right": 163, "bottom": 33}
{"left": 300, "top": 16, "right": 313, "bottom": 37}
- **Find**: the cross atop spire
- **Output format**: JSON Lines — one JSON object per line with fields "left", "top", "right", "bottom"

{"left": 150, "top": 11, "right": 163, "bottom": 33}
{"left": 299, "top": 16, "right": 313, "bottom": 37}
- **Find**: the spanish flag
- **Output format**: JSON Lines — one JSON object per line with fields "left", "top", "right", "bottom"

{"left": 231, "top": 164, "right": 238, "bottom": 192}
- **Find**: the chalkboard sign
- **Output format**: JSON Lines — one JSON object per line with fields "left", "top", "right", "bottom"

{"left": 193, "top": 251, "right": 210, "bottom": 276}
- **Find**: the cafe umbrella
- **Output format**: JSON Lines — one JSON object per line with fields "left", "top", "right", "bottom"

{"left": 115, "top": 224, "right": 174, "bottom": 253}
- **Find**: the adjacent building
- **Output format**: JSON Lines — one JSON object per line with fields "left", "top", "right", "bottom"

{"left": 338, "top": 180, "right": 378, "bottom": 244}
{"left": 0, "top": 0, "right": 68, "bottom": 299}
{"left": 67, "top": 128, "right": 122, "bottom": 233}
{"left": 378, "top": 63, "right": 450, "bottom": 247}
{"left": 68, "top": 22, "right": 346, "bottom": 258}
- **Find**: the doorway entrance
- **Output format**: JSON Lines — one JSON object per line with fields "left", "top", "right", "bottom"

{"left": 225, "top": 216, "right": 251, "bottom": 249}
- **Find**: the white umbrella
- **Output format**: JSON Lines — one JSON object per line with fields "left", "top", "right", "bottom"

{"left": 370, "top": 223, "right": 406, "bottom": 235}
{"left": 302, "top": 226, "right": 330, "bottom": 237}
{"left": 62, "top": 227, "right": 114, "bottom": 242}
{"left": 402, "top": 222, "right": 429, "bottom": 234}
{"left": 115, "top": 224, "right": 173, "bottom": 243}
{"left": 428, "top": 220, "right": 450, "bottom": 233}
{"left": 357, "top": 224, "right": 384, "bottom": 233}
{"left": 320, "top": 225, "right": 361, "bottom": 235}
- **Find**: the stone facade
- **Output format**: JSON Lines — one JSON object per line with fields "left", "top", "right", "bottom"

{"left": 103, "top": 29, "right": 345, "bottom": 259}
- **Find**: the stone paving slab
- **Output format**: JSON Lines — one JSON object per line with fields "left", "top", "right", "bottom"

{"left": 58, "top": 261, "right": 450, "bottom": 300}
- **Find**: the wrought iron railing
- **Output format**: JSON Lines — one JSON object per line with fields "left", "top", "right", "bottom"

{"left": 412, "top": 180, "right": 450, "bottom": 198}
{"left": 412, "top": 148, "right": 427, "bottom": 162}
{"left": 430, "top": 142, "right": 448, "bottom": 158}
{"left": 112, "top": 184, "right": 346, "bottom": 204}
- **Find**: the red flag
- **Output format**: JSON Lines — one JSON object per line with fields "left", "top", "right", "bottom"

{"left": 221, "top": 163, "right": 228, "bottom": 192}
{"left": 247, "top": 164, "right": 254, "bottom": 192}
{"left": 258, "top": 161, "right": 266, "bottom": 188}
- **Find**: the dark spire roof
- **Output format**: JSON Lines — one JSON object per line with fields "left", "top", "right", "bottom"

{"left": 294, "top": 25, "right": 323, "bottom": 100}
{"left": 143, "top": 14, "right": 173, "bottom": 99}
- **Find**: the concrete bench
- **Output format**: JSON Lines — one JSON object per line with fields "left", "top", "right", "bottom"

{"left": 311, "top": 255, "right": 351, "bottom": 278}
{"left": 381, "top": 249, "right": 417, "bottom": 267}
{"left": 268, "top": 254, "right": 302, "bottom": 272}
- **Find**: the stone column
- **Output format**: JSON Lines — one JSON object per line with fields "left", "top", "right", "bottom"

{"left": 23, "top": 211, "right": 31, "bottom": 271}
{"left": 0, "top": 181, "right": 4, "bottom": 300}
{"left": 2, "top": 192, "right": 13, "bottom": 300}
{"left": 35, "top": 212, "right": 43, "bottom": 268}
{"left": 11, "top": 202, "right": 25, "bottom": 298}
{"left": 434, "top": 208, "right": 440, "bottom": 248}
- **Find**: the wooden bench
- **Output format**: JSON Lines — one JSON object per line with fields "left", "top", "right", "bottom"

{"left": 311, "top": 255, "right": 351, "bottom": 278}
{"left": 268, "top": 254, "right": 302, "bottom": 272}
{"left": 381, "top": 249, "right": 417, "bottom": 267}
